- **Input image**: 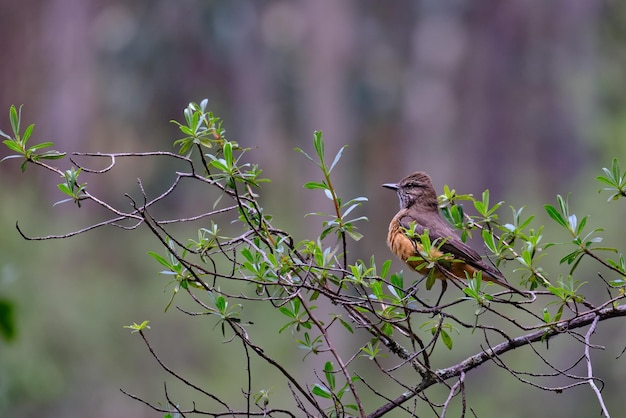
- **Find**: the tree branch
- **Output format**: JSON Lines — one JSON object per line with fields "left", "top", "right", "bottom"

{"left": 368, "top": 304, "right": 626, "bottom": 418}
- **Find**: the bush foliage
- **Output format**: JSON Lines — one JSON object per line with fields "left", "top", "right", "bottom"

{"left": 2, "top": 102, "right": 626, "bottom": 417}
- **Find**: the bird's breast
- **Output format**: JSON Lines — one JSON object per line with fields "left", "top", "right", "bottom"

{"left": 387, "top": 218, "right": 451, "bottom": 276}
{"left": 387, "top": 220, "right": 416, "bottom": 263}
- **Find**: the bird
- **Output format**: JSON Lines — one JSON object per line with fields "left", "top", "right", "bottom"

{"left": 383, "top": 171, "right": 524, "bottom": 304}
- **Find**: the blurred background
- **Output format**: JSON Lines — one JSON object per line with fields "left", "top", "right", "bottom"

{"left": 1, "top": 0, "right": 626, "bottom": 416}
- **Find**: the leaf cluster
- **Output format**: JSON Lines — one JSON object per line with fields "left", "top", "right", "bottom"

{"left": 1, "top": 105, "right": 65, "bottom": 172}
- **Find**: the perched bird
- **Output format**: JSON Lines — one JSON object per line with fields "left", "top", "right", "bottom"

{"left": 383, "top": 171, "right": 524, "bottom": 304}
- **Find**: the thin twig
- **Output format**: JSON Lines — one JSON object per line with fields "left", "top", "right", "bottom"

{"left": 584, "top": 316, "right": 610, "bottom": 417}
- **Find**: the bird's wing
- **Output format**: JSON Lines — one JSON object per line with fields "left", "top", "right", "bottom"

{"left": 397, "top": 212, "right": 506, "bottom": 281}
{"left": 397, "top": 213, "right": 479, "bottom": 260}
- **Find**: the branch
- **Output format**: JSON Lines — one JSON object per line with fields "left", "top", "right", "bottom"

{"left": 299, "top": 295, "right": 366, "bottom": 418}
{"left": 584, "top": 316, "right": 610, "bottom": 417}
{"left": 440, "top": 371, "right": 465, "bottom": 418}
{"left": 136, "top": 330, "right": 235, "bottom": 414}
{"left": 227, "top": 322, "right": 328, "bottom": 417}
{"left": 367, "top": 304, "right": 626, "bottom": 418}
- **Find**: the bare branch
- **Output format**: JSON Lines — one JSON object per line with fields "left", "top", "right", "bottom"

{"left": 441, "top": 371, "right": 465, "bottom": 418}
{"left": 367, "top": 304, "right": 626, "bottom": 418}
{"left": 585, "top": 316, "right": 610, "bottom": 417}
{"left": 136, "top": 330, "right": 235, "bottom": 414}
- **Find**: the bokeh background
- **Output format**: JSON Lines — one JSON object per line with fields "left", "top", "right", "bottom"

{"left": 1, "top": 1, "right": 626, "bottom": 417}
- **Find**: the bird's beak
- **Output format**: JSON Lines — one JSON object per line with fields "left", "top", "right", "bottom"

{"left": 382, "top": 183, "right": 399, "bottom": 191}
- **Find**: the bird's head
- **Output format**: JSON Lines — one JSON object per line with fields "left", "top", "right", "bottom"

{"left": 383, "top": 171, "right": 438, "bottom": 210}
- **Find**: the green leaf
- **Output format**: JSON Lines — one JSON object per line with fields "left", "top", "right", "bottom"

{"left": 380, "top": 260, "right": 391, "bottom": 279}
{"left": 554, "top": 304, "right": 564, "bottom": 322}
{"left": 369, "top": 280, "right": 383, "bottom": 300}
{"left": 313, "top": 131, "right": 325, "bottom": 161}
{"left": 559, "top": 250, "right": 580, "bottom": 265}
{"left": 214, "top": 295, "right": 226, "bottom": 312}
{"left": 278, "top": 306, "right": 296, "bottom": 319}
{"left": 473, "top": 189, "right": 490, "bottom": 216}
{"left": 9, "top": 105, "right": 20, "bottom": 137}
{"left": 544, "top": 204, "right": 567, "bottom": 227}
{"left": 441, "top": 206, "right": 454, "bottom": 225}
{"left": 577, "top": 215, "right": 588, "bottom": 235}
{"left": 338, "top": 317, "right": 354, "bottom": 334}
{"left": 312, "top": 384, "right": 332, "bottom": 399}
{"left": 148, "top": 251, "right": 173, "bottom": 269}
{"left": 543, "top": 308, "right": 551, "bottom": 323}
{"left": 440, "top": 329, "right": 453, "bottom": 350}
{"left": 345, "top": 229, "right": 363, "bottom": 241}
{"left": 425, "top": 271, "right": 437, "bottom": 290}
{"left": 612, "top": 157, "right": 621, "bottom": 181}
{"left": 481, "top": 229, "right": 497, "bottom": 253}
{"left": 123, "top": 320, "right": 151, "bottom": 333}
{"left": 183, "top": 107, "right": 193, "bottom": 127}
{"left": 595, "top": 177, "right": 613, "bottom": 187}
{"left": 323, "top": 361, "right": 335, "bottom": 390}
{"left": 223, "top": 141, "right": 233, "bottom": 167}
{"left": 463, "top": 286, "right": 479, "bottom": 299}
{"left": 21, "top": 123, "right": 34, "bottom": 144}
{"left": 57, "top": 183, "right": 71, "bottom": 195}
{"left": 26, "top": 141, "right": 54, "bottom": 151}
{"left": 390, "top": 271, "right": 403, "bottom": 292}
{"left": 557, "top": 194, "right": 567, "bottom": 215}
{"left": 210, "top": 159, "right": 229, "bottom": 172}
{"left": 2, "top": 139, "right": 23, "bottom": 153}
{"left": 39, "top": 151, "right": 66, "bottom": 160}
{"left": 304, "top": 181, "right": 327, "bottom": 190}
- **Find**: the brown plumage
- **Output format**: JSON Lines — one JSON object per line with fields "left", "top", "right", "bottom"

{"left": 383, "top": 171, "right": 524, "bottom": 302}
